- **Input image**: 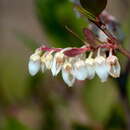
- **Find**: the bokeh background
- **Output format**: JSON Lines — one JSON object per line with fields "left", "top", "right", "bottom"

{"left": 0, "top": 0, "right": 130, "bottom": 130}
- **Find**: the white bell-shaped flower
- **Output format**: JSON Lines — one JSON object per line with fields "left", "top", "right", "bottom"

{"left": 62, "top": 62, "right": 75, "bottom": 87}
{"left": 28, "top": 53, "right": 41, "bottom": 76}
{"left": 72, "top": 57, "right": 88, "bottom": 80}
{"left": 85, "top": 52, "right": 95, "bottom": 79}
{"left": 51, "top": 51, "right": 65, "bottom": 76}
{"left": 106, "top": 49, "right": 121, "bottom": 78}
{"left": 41, "top": 51, "right": 53, "bottom": 70}
{"left": 95, "top": 48, "right": 109, "bottom": 82}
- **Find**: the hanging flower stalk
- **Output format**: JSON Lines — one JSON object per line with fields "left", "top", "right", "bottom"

{"left": 28, "top": 0, "right": 130, "bottom": 87}
{"left": 28, "top": 41, "right": 120, "bottom": 87}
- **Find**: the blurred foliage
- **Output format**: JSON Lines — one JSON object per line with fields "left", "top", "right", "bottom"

{"left": 15, "top": 31, "right": 39, "bottom": 51}
{"left": 0, "top": 56, "right": 29, "bottom": 104}
{"left": 2, "top": 116, "right": 31, "bottom": 130}
{"left": 82, "top": 78, "right": 117, "bottom": 122}
{"left": 72, "top": 123, "right": 92, "bottom": 130}
{"left": 35, "top": 0, "right": 87, "bottom": 47}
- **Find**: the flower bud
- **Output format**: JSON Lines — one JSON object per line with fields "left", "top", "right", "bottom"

{"left": 106, "top": 50, "right": 121, "bottom": 78}
{"left": 85, "top": 52, "right": 95, "bottom": 79}
{"left": 41, "top": 51, "right": 53, "bottom": 70}
{"left": 28, "top": 54, "right": 41, "bottom": 76}
{"left": 72, "top": 58, "right": 88, "bottom": 80}
{"left": 95, "top": 48, "right": 108, "bottom": 82}
{"left": 62, "top": 62, "right": 75, "bottom": 87}
{"left": 51, "top": 52, "right": 65, "bottom": 76}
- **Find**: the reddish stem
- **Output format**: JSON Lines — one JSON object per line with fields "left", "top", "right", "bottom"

{"left": 40, "top": 44, "right": 117, "bottom": 57}
{"left": 91, "top": 19, "right": 130, "bottom": 58}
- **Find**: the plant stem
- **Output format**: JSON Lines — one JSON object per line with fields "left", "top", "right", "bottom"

{"left": 91, "top": 20, "right": 130, "bottom": 58}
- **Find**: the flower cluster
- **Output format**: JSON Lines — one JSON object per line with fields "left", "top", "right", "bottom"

{"left": 28, "top": 46, "right": 121, "bottom": 87}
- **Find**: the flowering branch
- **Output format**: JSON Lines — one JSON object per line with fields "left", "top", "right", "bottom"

{"left": 28, "top": 3, "right": 127, "bottom": 87}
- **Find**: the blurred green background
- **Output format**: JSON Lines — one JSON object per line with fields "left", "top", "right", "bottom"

{"left": 0, "top": 0, "right": 130, "bottom": 130}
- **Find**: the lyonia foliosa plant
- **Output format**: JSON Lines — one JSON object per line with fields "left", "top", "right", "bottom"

{"left": 28, "top": 0, "right": 130, "bottom": 87}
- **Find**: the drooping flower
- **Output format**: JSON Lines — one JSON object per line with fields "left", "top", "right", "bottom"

{"left": 51, "top": 51, "right": 65, "bottom": 76}
{"left": 41, "top": 51, "right": 54, "bottom": 70}
{"left": 72, "top": 55, "right": 88, "bottom": 80}
{"left": 106, "top": 49, "right": 121, "bottom": 78}
{"left": 62, "top": 61, "right": 75, "bottom": 87}
{"left": 85, "top": 52, "right": 95, "bottom": 79}
{"left": 95, "top": 48, "right": 109, "bottom": 82}
{"left": 28, "top": 50, "right": 42, "bottom": 76}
